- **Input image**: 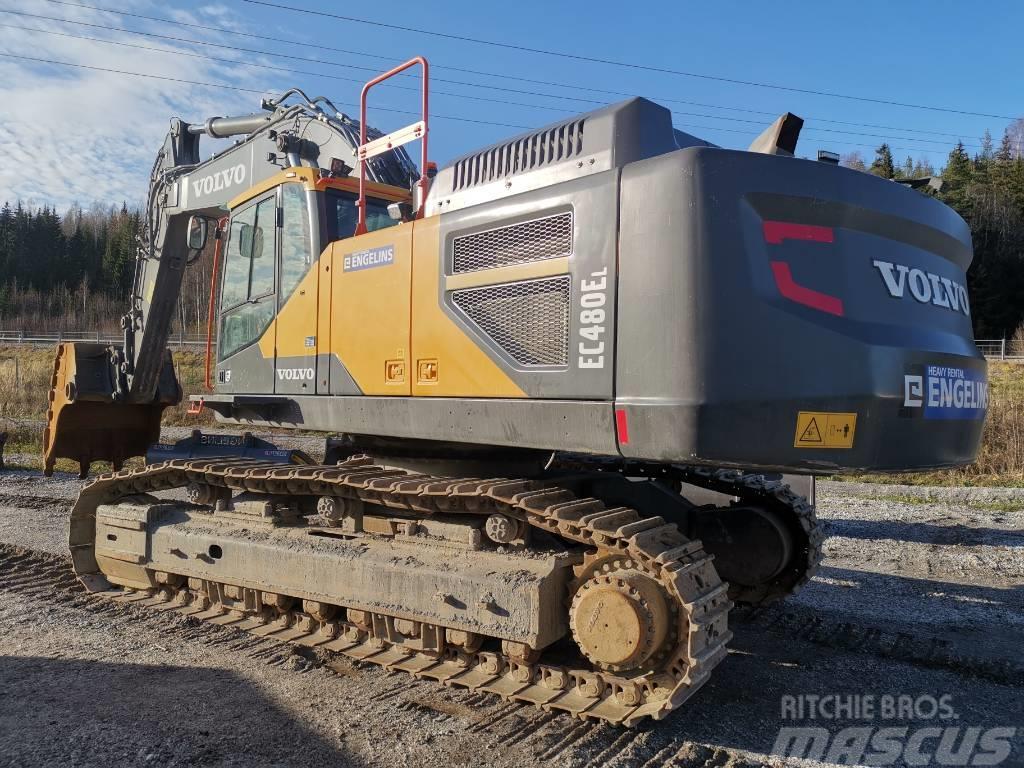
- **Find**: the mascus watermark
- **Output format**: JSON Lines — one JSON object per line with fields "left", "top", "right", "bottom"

{"left": 772, "top": 694, "right": 1016, "bottom": 766}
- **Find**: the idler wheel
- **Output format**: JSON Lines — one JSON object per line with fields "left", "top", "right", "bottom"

{"left": 694, "top": 506, "right": 795, "bottom": 588}
{"left": 569, "top": 569, "right": 671, "bottom": 672}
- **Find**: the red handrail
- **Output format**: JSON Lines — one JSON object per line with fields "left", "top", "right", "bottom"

{"left": 204, "top": 216, "right": 228, "bottom": 390}
{"left": 356, "top": 56, "right": 429, "bottom": 236}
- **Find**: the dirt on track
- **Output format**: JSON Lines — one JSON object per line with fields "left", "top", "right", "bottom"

{"left": 0, "top": 464, "right": 1021, "bottom": 768}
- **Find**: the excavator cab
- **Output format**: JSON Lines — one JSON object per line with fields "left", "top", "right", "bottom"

{"left": 209, "top": 172, "right": 410, "bottom": 399}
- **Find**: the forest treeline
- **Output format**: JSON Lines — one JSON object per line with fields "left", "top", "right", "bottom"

{"left": 1, "top": 125, "right": 1023, "bottom": 338}
{"left": 0, "top": 202, "right": 211, "bottom": 335}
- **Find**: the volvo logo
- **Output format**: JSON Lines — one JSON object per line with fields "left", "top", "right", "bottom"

{"left": 191, "top": 164, "right": 246, "bottom": 199}
{"left": 871, "top": 260, "right": 970, "bottom": 317}
{"left": 277, "top": 367, "right": 315, "bottom": 381}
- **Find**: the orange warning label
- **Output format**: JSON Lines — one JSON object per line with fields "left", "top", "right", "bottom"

{"left": 794, "top": 411, "right": 857, "bottom": 449}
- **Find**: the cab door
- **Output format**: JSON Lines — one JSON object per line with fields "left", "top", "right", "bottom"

{"left": 215, "top": 193, "right": 277, "bottom": 394}
{"left": 273, "top": 183, "right": 320, "bottom": 394}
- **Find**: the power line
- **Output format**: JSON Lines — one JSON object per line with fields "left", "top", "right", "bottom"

{"left": 0, "top": 51, "right": 530, "bottom": 129}
{"left": 239, "top": 0, "right": 1019, "bottom": 122}
{"left": 0, "top": 9, "right": 989, "bottom": 153}
{"left": 0, "top": 53, "right": 960, "bottom": 166}
{"left": 2, "top": 8, "right": 605, "bottom": 106}
{"left": 675, "top": 123, "right": 956, "bottom": 158}
{"left": 671, "top": 109, "right": 984, "bottom": 150}
{"left": 0, "top": 19, "right": 582, "bottom": 116}
{"left": 33, "top": 0, "right": 1002, "bottom": 141}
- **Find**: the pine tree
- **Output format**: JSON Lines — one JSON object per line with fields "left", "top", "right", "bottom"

{"left": 980, "top": 130, "right": 994, "bottom": 160}
{"left": 0, "top": 202, "right": 12, "bottom": 278}
{"left": 942, "top": 142, "right": 974, "bottom": 212}
{"left": 869, "top": 144, "right": 895, "bottom": 179}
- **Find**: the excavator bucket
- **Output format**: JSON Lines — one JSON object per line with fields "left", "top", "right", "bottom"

{"left": 42, "top": 343, "right": 181, "bottom": 478}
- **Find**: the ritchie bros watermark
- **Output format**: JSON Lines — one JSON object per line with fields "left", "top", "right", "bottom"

{"left": 771, "top": 693, "right": 1017, "bottom": 766}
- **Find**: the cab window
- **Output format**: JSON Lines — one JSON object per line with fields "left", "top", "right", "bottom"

{"left": 326, "top": 191, "right": 399, "bottom": 241}
{"left": 279, "top": 184, "right": 313, "bottom": 307}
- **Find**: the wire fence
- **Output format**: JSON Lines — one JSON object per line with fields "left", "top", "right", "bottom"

{"left": 0, "top": 330, "right": 1021, "bottom": 360}
{"left": 0, "top": 330, "right": 206, "bottom": 348}
{"left": 975, "top": 339, "right": 1024, "bottom": 361}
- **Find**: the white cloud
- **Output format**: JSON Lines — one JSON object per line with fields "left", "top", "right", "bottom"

{"left": 0, "top": 0, "right": 276, "bottom": 211}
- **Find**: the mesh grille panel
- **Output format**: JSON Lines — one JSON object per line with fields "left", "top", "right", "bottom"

{"left": 452, "top": 276, "right": 571, "bottom": 367}
{"left": 453, "top": 212, "right": 572, "bottom": 274}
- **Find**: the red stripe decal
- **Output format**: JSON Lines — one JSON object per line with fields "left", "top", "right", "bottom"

{"left": 770, "top": 262, "right": 845, "bottom": 316}
{"left": 763, "top": 220, "right": 834, "bottom": 245}
{"left": 615, "top": 408, "right": 630, "bottom": 445}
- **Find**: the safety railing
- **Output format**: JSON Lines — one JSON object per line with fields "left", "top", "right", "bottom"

{"left": 355, "top": 56, "right": 430, "bottom": 235}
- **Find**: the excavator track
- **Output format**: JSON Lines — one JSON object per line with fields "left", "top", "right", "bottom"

{"left": 552, "top": 459, "right": 825, "bottom": 605}
{"left": 667, "top": 466, "right": 824, "bottom": 605}
{"left": 69, "top": 457, "right": 733, "bottom": 726}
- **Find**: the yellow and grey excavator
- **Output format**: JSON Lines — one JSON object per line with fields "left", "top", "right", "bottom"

{"left": 43, "top": 58, "right": 986, "bottom": 724}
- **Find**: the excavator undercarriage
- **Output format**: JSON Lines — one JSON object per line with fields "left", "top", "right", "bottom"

{"left": 70, "top": 456, "right": 820, "bottom": 725}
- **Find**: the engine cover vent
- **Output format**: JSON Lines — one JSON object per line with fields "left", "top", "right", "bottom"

{"left": 451, "top": 119, "right": 585, "bottom": 191}
{"left": 452, "top": 212, "right": 573, "bottom": 274}
{"left": 451, "top": 276, "right": 571, "bottom": 367}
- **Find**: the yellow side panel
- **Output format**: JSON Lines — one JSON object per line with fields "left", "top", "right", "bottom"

{"left": 257, "top": 263, "right": 320, "bottom": 356}
{"left": 411, "top": 216, "right": 525, "bottom": 398}
{"left": 331, "top": 225, "right": 413, "bottom": 395}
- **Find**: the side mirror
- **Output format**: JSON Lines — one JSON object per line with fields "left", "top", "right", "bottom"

{"left": 187, "top": 215, "right": 209, "bottom": 251}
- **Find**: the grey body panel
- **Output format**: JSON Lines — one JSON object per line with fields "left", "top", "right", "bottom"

{"left": 425, "top": 97, "right": 678, "bottom": 218}
{"left": 327, "top": 354, "right": 363, "bottom": 396}
{"left": 215, "top": 340, "right": 275, "bottom": 394}
{"left": 615, "top": 147, "right": 983, "bottom": 472}
{"left": 211, "top": 396, "right": 618, "bottom": 456}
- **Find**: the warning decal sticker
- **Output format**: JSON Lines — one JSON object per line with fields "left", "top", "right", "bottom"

{"left": 794, "top": 411, "right": 857, "bottom": 449}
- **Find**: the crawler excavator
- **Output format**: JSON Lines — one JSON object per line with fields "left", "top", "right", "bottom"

{"left": 41, "top": 58, "right": 986, "bottom": 725}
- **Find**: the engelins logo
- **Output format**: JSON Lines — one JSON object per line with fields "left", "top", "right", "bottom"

{"left": 872, "top": 260, "right": 970, "bottom": 317}
{"left": 191, "top": 164, "right": 246, "bottom": 199}
{"left": 343, "top": 245, "right": 394, "bottom": 272}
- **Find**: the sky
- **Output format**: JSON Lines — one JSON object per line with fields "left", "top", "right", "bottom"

{"left": 0, "top": 0, "right": 1021, "bottom": 210}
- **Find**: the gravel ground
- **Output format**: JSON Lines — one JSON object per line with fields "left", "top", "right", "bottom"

{"left": 0, "top": 451, "right": 1022, "bottom": 767}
